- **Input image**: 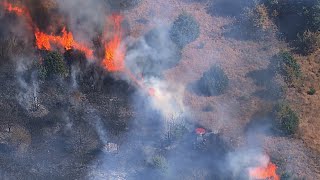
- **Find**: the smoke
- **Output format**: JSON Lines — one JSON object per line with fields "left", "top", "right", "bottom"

{"left": 227, "top": 148, "right": 270, "bottom": 179}
{"left": 84, "top": 107, "right": 108, "bottom": 144}
{"left": 124, "top": 26, "right": 187, "bottom": 119}
{"left": 55, "top": 0, "right": 107, "bottom": 47}
{"left": 2, "top": 0, "right": 314, "bottom": 179}
{"left": 16, "top": 57, "right": 39, "bottom": 111}
{"left": 70, "top": 65, "right": 80, "bottom": 89}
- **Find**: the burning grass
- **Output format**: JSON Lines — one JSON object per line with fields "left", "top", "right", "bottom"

{"left": 249, "top": 162, "right": 280, "bottom": 180}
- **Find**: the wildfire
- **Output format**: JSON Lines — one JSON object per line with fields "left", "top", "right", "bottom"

{"left": 35, "top": 28, "right": 93, "bottom": 58}
{"left": 1, "top": 1, "right": 25, "bottom": 16}
{"left": 2, "top": 2, "right": 93, "bottom": 58}
{"left": 1, "top": 2, "right": 157, "bottom": 97}
{"left": 102, "top": 15, "right": 125, "bottom": 72}
{"left": 249, "top": 162, "right": 280, "bottom": 180}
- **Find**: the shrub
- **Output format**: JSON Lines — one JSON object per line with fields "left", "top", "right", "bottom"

{"left": 273, "top": 103, "right": 299, "bottom": 135}
{"left": 196, "top": 66, "right": 229, "bottom": 96}
{"left": 307, "top": 87, "right": 316, "bottom": 95}
{"left": 295, "top": 30, "right": 320, "bottom": 55}
{"left": 170, "top": 13, "right": 200, "bottom": 48}
{"left": 272, "top": 51, "right": 301, "bottom": 84}
{"left": 42, "top": 51, "right": 68, "bottom": 78}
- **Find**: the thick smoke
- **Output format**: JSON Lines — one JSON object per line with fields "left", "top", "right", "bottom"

{"left": 55, "top": 0, "right": 107, "bottom": 50}
{"left": 125, "top": 26, "right": 187, "bottom": 119}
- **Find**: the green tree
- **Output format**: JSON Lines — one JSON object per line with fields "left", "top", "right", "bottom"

{"left": 42, "top": 51, "right": 68, "bottom": 78}
{"left": 170, "top": 13, "right": 200, "bottom": 48}
{"left": 273, "top": 103, "right": 299, "bottom": 135}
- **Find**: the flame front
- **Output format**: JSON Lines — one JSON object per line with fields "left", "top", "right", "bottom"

{"left": 2, "top": 2, "right": 93, "bottom": 58}
{"left": 249, "top": 162, "right": 280, "bottom": 180}
{"left": 103, "top": 15, "right": 125, "bottom": 72}
{"left": 1, "top": 2, "right": 157, "bottom": 97}
{"left": 35, "top": 28, "right": 93, "bottom": 58}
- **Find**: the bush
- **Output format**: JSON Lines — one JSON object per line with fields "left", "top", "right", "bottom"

{"left": 295, "top": 30, "right": 320, "bottom": 55}
{"left": 273, "top": 103, "right": 299, "bottom": 135}
{"left": 42, "top": 51, "right": 68, "bottom": 78}
{"left": 272, "top": 51, "right": 301, "bottom": 84}
{"left": 307, "top": 87, "right": 316, "bottom": 95}
{"left": 170, "top": 13, "right": 200, "bottom": 48}
{"left": 196, "top": 66, "right": 229, "bottom": 96}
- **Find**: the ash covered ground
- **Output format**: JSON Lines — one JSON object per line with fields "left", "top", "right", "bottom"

{"left": 0, "top": 0, "right": 319, "bottom": 180}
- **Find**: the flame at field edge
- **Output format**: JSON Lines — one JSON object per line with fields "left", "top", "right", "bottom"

{"left": 249, "top": 162, "right": 280, "bottom": 180}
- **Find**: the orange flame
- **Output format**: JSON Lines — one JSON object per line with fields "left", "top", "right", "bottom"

{"left": 102, "top": 15, "right": 125, "bottom": 72}
{"left": 1, "top": 2, "right": 93, "bottom": 58}
{"left": 1, "top": 1, "right": 25, "bottom": 16}
{"left": 35, "top": 28, "right": 93, "bottom": 58}
{"left": 1, "top": 2, "right": 157, "bottom": 97}
{"left": 249, "top": 162, "right": 280, "bottom": 180}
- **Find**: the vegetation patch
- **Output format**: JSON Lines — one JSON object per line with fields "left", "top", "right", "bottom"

{"left": 271, "top": 51, "right": 301, "bottom": 84}
{"left": 41, "top": 51, "right": 69, "bottom": 79}
{"left": 307, "top": 87, "right": 316, "bottom": 95}
{"left": 170, "top": 13, "right": 200, "bottom": 48}
{"left": 273, "top": 103, "right": 299, "bottom": 135}
{"left": 194, "top": 66, "right": 229, "bottom": 96}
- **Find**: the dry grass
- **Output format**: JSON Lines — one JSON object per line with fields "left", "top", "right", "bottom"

{"left": 287, "top": 51, "right": 320, "bottom": 154}
{"left": 124, "top": 0, "right": 320, "bottom": 178}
